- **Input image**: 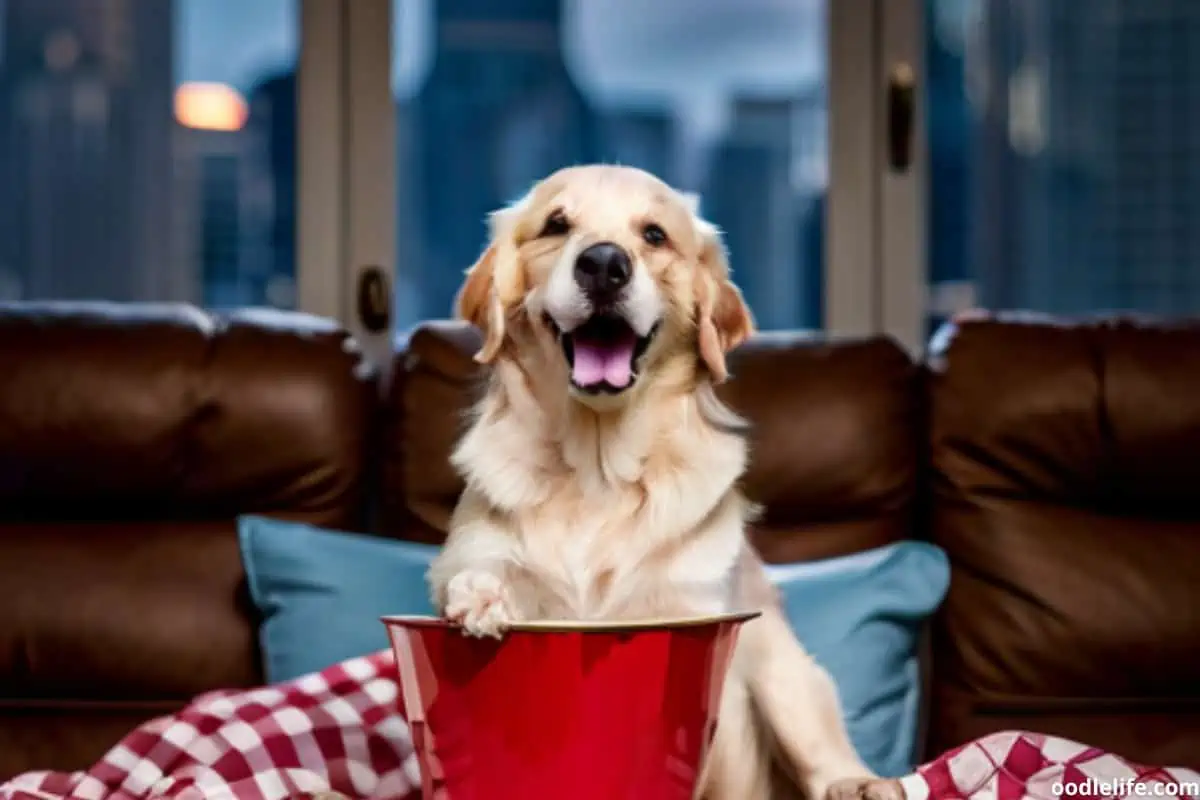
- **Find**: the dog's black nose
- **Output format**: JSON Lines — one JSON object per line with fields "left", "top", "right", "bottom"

{"left": 574, "top": 242, "right": 632, "bottom": 300}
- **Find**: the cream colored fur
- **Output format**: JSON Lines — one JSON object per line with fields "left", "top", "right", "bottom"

{"left": 427, "top": 165, "right": 904, "bottom": 800}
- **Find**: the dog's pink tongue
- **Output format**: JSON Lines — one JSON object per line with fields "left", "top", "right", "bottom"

{"left": 572, "top": 339, "right": 636, "bottom": 388}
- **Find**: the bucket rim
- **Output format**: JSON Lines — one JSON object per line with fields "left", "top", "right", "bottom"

{"left": 380, "top": 609, "right": 761, "bottom": 633}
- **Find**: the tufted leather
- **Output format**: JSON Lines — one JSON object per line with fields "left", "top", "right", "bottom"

{"left": 0, "top": 304, "right": 377, "bottom": 776}
{"left": 379, "top": 322, "right": 922, "bottom": 565}
{"left": 925, "top": 314, "right": 1200, "bottom": 768}
{"left": 4, "top": 304, "right": 1200, "bottom": 778}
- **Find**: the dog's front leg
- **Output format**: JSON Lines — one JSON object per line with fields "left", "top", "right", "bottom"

{"left": 428, "top": 489, "right": 521, "bottom": 639}
{"left": 738, "top": 608, "right": 902, "bottom": 800}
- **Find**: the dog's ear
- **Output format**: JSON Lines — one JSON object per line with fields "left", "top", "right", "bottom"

{"left": 455, "top": 207, "right": 527, "bottom": 364}
{"left": 693, "top": 219, "right": 755, "bottom": 383}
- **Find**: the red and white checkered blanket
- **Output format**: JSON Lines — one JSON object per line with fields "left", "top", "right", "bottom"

{"left": 899, "top": 733, "right": 1199, "bottom": 800}
{"left": 3, "top": 650, "right": 1197, "bottom": 800}
{"left": 1, "top": 653, "right": 420, "bottom": 800}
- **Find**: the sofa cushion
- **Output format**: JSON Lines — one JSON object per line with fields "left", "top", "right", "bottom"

{"left": 0, "top": 304, "right": 376, "bottom": 778}
{"left": 0, "top": 304, "right": 374, "bottom": 522}
{"left": 715, "top": 332, "right": 921, "bottom": 563}
{"left": 239, "top": 515, "right": 438, "bottom": 683}
{"left": 926, "top": 314, "right": 1200, "bottom": 768}
{"left": 382, "top": 322, "right": 922, "bottom": 565}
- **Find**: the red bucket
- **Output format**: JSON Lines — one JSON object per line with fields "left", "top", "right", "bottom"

{"left": 381, "top": 611, "right": 757, "bottom": 800}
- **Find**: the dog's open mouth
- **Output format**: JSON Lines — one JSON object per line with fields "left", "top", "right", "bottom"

{"left": 551, "top": 313, "right": 656, "bottom": 394}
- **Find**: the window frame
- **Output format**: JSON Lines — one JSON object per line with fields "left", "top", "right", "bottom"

{"left": 878, "top": 0, "right": 927, "bottom": 353}
{"left": 297, "top": 0, "right": 396, "bottom": 365}
{"left": 307, "top": 0, "right": 896, "bottom": 347}
{"left": 827, "top": 0, "right": 927, "bottom": 351}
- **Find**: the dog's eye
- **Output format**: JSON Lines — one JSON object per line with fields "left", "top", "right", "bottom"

{"left": 539, "top": 210, "right": 571, "bottom": 238}
{"left": 642, "top": 223, "right": 668, "bottom": 247}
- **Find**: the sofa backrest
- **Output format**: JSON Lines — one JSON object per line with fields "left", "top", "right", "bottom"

{"left": 0, "top": 303, "right": 376, "bottom": 777}
{"left": 379, "top": 321, "right": 923, "bottom": 566}
{"left": 925, "top": 315, "right": 1200, "bottom": 768}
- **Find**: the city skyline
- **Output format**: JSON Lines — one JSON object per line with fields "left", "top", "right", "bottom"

{"left": 5, "top": 0, "right": 1199, "bottom": 328}
{"left": 0, "top": 0, "right": 830, "bottom": 330}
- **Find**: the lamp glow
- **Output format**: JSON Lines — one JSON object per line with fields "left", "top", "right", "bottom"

{"left": 174, "top": 82, "right": 248, "bottom": 132}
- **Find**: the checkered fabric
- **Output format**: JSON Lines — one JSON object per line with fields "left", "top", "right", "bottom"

{"left": 0, "top": 650, "right": 420, "bottom": 800}
{"left": 901, "top": 731, "right": 1200, "bottom": 800}
{"left": 2, "top": 651, "right": 1196, "bottom": 800}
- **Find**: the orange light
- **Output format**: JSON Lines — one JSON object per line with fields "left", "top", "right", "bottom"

{"left": 174, "top": 82, "right": 249, "bottom": 132}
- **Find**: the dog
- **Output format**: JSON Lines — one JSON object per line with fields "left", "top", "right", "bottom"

{"left": 426, "top": 165, "right": 904, "bottom": 800}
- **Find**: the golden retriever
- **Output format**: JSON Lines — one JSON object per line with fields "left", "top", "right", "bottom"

{"left": 427, "top": 165, "right": 904, "bottom": 800}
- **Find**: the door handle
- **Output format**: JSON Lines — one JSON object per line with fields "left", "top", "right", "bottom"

{"left": 356, "top": 265, "right": 391, "bottom": 334}
{"left": 887, "top": 62, "right": 916, "bottom": 173}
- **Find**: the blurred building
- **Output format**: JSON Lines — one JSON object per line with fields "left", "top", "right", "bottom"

{"left": 0, "top": 0, "right": 178, "bottom": 301}
{"left": 396, "top": 0, "right": 599, "bottom": 325}
{"left": 0, "top": 0, "right": 292, "bottom": 309}
{"left": 393, "top": 0, "right": 827, "bottom": 331}
{"left": 243, "top": 70, "right": 296, "bottom": 308}
{"left": 591, "top": 108, "right": 673, "bottom": 181}
{"left": 171, "top": 74, "right": 294, "bottom": 310}
{"left": 703, "top": 98, "right": 803, "bottom": 330}
{"left": 925, "top": 0, "right": 973, "bottom": 333}
{"left": 966, "top": 0, "right": 1200, "bottom": 316}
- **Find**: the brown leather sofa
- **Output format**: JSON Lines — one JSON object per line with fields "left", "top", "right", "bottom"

{"left": 1, "top": 304, "right": 1197, "bottom": 780}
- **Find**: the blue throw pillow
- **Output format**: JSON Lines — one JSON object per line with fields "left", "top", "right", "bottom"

{"left": 764, "top": 541, "right": 950, "bottom": 778}
{"left": 238, "top": 515, "right": 438, "bottom": 683}
{"left": 238, "top": 516, "right": 948, "bottom": 777}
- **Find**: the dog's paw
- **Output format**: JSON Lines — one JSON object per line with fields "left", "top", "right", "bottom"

{"left": 824, "top": 777, "right": 906, "bottom": 800}
{"left": 444, "top": 570, "right": 513, "bottom": 638}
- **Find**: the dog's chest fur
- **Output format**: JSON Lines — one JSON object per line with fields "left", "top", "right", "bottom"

{"left": 451, "top": 380, "right": 750, "bottom": 619}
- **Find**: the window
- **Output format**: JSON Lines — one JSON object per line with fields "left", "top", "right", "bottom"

{"left": 926, "top": 0, "right": 1200, "bottom": 330}
{"left": 0, "top": 0, "right": 298, "bottom": 307}
{"left": 391, "top": 0, "right": 830, "bottom": 332}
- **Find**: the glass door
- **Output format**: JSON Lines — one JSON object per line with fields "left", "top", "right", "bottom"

{"left": 0, "top": 0, "right": 303, "bottom": 310}
{"left": 922, "top": 0, "right": 1200, "bottom": 334}
{"left": 381, "top": 0, "right": 881, "bottom": 338}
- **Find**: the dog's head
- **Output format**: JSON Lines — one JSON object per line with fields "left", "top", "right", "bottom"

{"left": 456, "top": 165, "right": 754, "bottom": 409}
